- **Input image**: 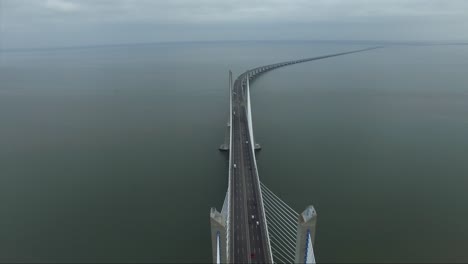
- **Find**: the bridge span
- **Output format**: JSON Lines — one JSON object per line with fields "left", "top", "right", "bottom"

{"left": 211, "top": 47, "right": 380, "bottom": 264}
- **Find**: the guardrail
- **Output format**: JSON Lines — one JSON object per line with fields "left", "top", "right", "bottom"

{"left": 244, "top": 75, "right": 274, "bottom": 262}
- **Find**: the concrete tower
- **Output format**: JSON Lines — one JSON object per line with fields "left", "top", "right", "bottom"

{"left": 210, "top": 208, "right": 227, "bottom": 263}
{"left": 295, "top": 205, "right": 317, "bottom": 263}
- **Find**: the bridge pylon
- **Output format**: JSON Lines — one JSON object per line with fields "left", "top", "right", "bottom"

{"left": 295, "top": 206, "right": 317, "bottom": 263}
{"left": 210, "top": 208, "right": 227, "bottom": 263}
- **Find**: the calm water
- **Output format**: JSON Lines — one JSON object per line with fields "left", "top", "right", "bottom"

{"left": 1, "top": 41, "right": 467, "bottom": 263}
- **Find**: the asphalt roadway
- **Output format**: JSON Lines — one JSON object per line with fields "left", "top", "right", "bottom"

{"left": 230, "top": 73, "right": 270, "bottom": 264}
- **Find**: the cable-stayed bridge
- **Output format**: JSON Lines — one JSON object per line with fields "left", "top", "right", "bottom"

{"left": 210, "top": 47, "right": 380, "bottom": 263}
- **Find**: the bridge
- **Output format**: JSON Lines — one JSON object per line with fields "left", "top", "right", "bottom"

{"left": 210, "top": 47, "right": 380, "bottom": 263}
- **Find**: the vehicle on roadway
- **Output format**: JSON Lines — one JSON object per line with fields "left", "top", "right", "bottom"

{"left": 251, "top": 215, "right": 255, "bottom": 219}
{"left": 256, "top": 221, "right": 259, "bottom": 226}
{"left": 233, "top": 164, "right": 237, "bottom": 169}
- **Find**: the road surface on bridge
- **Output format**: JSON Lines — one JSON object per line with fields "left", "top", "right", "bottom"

{"left": 230, "top": 72, "right": 269, "bottom": 263}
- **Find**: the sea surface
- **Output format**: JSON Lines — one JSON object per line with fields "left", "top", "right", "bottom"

{"left": 1, "top": 41, "right": 468, "bottom": 263}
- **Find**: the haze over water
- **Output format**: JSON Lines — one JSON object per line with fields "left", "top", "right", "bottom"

{"left": 1, "top": 41, "right": 468, "bottom": 262}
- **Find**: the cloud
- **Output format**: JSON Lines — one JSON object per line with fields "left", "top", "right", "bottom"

{"left": 6, "top": 0, "right": 468, "bottom": 23}
{"left": 1, "top": 0, "right": 468, "bottom": 48}
{"left": 67, "top": 0, "right": 468, "bottom": 23}
{"left": 45, "top": 0, "right": 80, "bottom": 12}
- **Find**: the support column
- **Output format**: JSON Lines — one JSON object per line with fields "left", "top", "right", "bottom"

{"left": 210, "top": 208, "right": 227, "bottom": 263}
{"left": 294, "top": 206, "right": 317, "bottom": 264}
{"left": 219, "top": 122, "right": 230, "bottom": 151}
{"left": 219, "top": 70, "right": 232, "bottom": 151}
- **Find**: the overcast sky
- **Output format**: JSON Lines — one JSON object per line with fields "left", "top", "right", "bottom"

{"left": 1, "top": 0, "right": 468, "bottom": 49}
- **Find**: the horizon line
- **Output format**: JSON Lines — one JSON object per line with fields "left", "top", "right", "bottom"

{"left": 1, "top": 39, "right": 467, "bottom": 53}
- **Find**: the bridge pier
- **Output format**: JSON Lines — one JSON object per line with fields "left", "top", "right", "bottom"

{"left": 219, "top": 122, "right": 230, "bottom": 151}
{"left": 219, "top": 70, "right": 233, "bottom": 151}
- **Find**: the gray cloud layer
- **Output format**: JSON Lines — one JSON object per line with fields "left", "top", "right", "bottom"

{"left": 1, "top": 0, "right": 468, "bottom": 49}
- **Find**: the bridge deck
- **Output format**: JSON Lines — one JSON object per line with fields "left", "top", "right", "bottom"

{"left": 230, "top": 73, "right": 270, "bottom": 263}
{"left": 227, "top": 47, "right": 381, "bottom": 263}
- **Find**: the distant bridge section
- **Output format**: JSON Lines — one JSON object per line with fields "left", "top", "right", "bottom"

{"left": 245, "top": 47, "right": 382, "bottom": 83}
